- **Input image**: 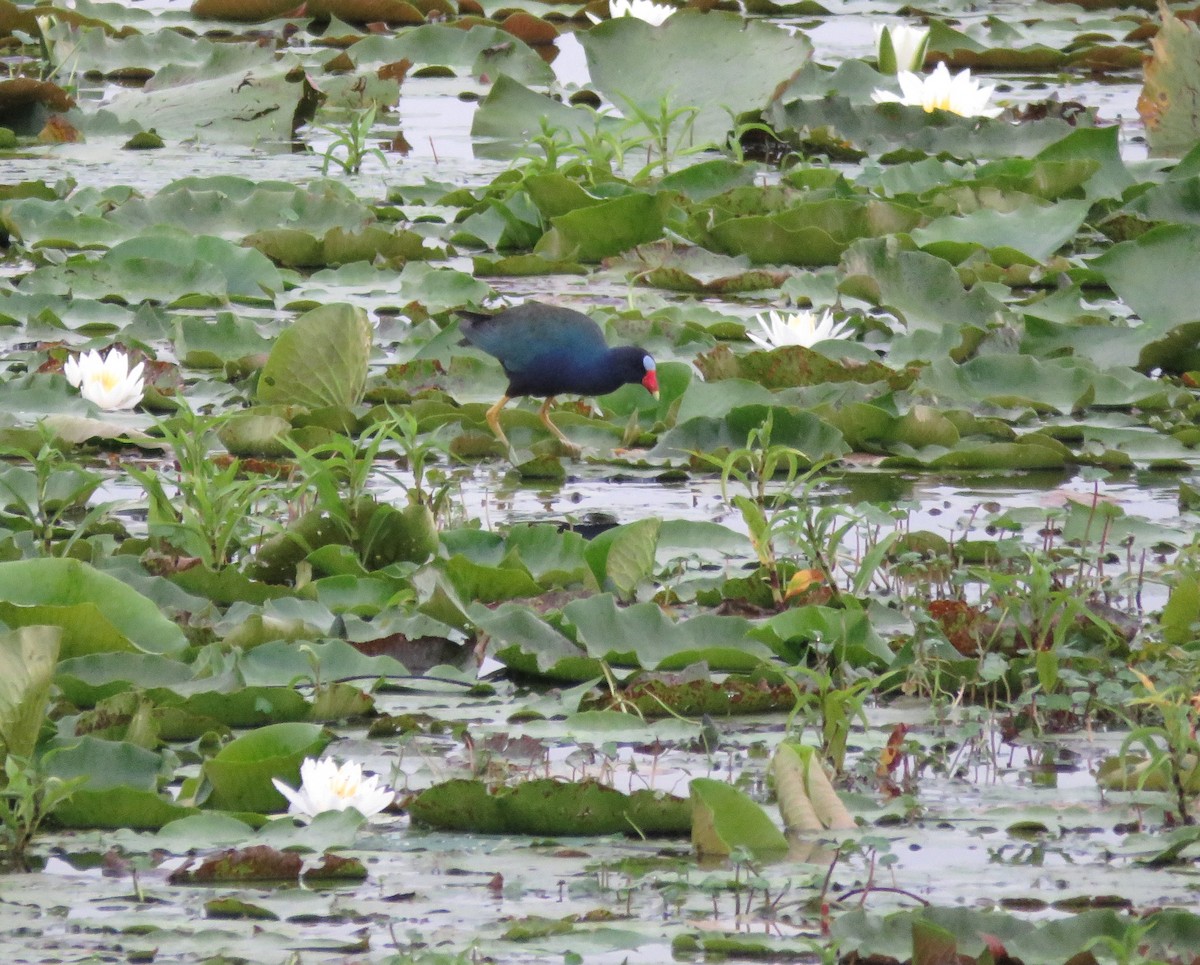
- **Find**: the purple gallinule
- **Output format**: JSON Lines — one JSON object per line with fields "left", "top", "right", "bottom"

{"left": 457, "top": 301, "right": 659, "bottom": 455}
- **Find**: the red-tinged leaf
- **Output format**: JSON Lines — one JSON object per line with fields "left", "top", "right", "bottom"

{"left": 784, "top": 568, "right": 825, "bottom": 600}
{"left": 912, "top": 918, "right": 959, "bottom": 965}
{"left": 877, "top": 722, "right": 909, "bottom": 777}
{"left": 979, "top": 933, "right": 1008, "bottom": 958}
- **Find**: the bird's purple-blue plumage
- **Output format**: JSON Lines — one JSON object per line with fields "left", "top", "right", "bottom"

{"left": 457, "top": 302, "right": 652, "bottom": 398}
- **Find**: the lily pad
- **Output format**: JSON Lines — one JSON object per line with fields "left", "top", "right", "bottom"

{"left": 409, "top": 777, "right": 691, "bottom": 836}
{"left": 690, "top": 777, "right": 788, "bottom": 858}
{"left": 1092, "top": 223, "right": 1200, "bottom": 327}
{"left": 912, "top": 199, "right": 1091, "bottom": 263}
{"left": 93, "top": 54, "right": 316, "bottom": 145}
{"left": 168, "top": 844, "right": 366, "bottom": 883}
{"left": 1138, "top": 3, "right": 1200, "bottom": 157}
{"left": 582, "top": 12, "right": 811, "bottom": 147}
{"left": 535, "top": 192, "right": 672, "bottom": 263}
{"left": 0, "top": 558, "right": 188, "bottom": 659}
{"left": 0, "top": 625, "right": 60, "bottom": 761}
{"left": 202, "top": 722, "right": 331, "bottom": 814}
{"left": 346, "top": 23, "right": 553, "bottom": 86}
{"left": 257, "top": 302, "right": 372, "bottom": 409}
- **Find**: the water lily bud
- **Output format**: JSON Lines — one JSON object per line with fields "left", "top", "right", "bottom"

{"left": 875, "top": 23, "right": 931, "bottom": 74}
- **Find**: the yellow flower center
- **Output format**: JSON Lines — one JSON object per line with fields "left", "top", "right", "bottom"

{"left": 331, "top": 774, "right": 361, "bottom": 799}
{"left": 98, "top": 372, "right": 120, "bottom": 391}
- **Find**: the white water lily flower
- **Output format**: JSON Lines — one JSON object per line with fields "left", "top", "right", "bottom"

{"left": 748, "top": 309, "right": 853, "bottom": 350}
{"left": 874, "top": 23, "right": 930, "bottom": 74}
{"left": 272, "top": 757, "right": 394, "bottom": 821}
{"left": 63, "top": 348, "right": 145, "bottom": 411}
{"left": 871, "top": 62, "right": 1002, "bottom": 119}
{"left": 587, "top": 0, "right": 674, "bottom": 25}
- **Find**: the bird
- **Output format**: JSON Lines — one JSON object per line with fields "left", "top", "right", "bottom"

{"left": 456, "top": 301, "right": 659, "bottom": 456}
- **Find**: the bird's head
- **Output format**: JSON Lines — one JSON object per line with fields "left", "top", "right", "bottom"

{"left": 641, "top": 354, "right": 659, "bottom": 399}
{"left": 608, "top": 346, "right": 659, "bottom": 399}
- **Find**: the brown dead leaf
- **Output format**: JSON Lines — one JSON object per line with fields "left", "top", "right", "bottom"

{"left": 378, "top": 58, "right": 412, "bottom": 83}
{"left": 307, "top": 0, "right": 424, "bottom": 24}
{"left": 499, "top": 12, "right": 558, "bottom": 46}
{"left": 191, "top": 0, "right": 306, "bottom": 19}
{"left": 1138, "top": 0, "right": 1200, "bottom": 156}
{"left": 169, "top": 845, "right": 366, "bottom": 884}
{"left": 0, "top": 78, "right": 74, "bottom": 136}
{"left": 352, "top": 632, "right": 471, "bottom": 674}
{"left": 37, "top": 114, "right": 80, "bottom": 143}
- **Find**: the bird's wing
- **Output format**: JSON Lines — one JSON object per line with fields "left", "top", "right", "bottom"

{"left": 457, "top": 303, "right": 608, "bottom": 371}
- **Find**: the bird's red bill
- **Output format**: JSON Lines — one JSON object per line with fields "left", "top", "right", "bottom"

{"left": 642, "top": 369, "right": 659, "bottom": 398}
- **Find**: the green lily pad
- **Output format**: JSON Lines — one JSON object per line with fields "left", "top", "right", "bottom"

{"left": 346, "top": 23, "right": 553, "bottom": 86}
{"left": 409, "top": 777, "right": 691, "bottom": 836}
{"left": 472, "top": 75, "right": 622, "bottom": 158}
{"left": 55, "top": 653, "right": 196, "bottom": 707}
{"left": 174, "top": 311, "right": 273, "bottom": 370}
{"left": 92, "top": 54, "right": 315, "bottom": 145}
{"left": 18, "top": 231, "right": 284, "bottom": 304}
{"left": 582, "top": 12, "right": 811, "bottom": 147}
{"left": 55, "top": 785, "right": 199, "bottom": 830}
{"left": 442, "top": 554, "right": 542, "bottom": 603}
{"left": 0, "top": 558, "right": 188, "bottom": 659}
{"left": 915, "top": 355, "right": 1166, "bottom": 413}
{"left": 44, "top": 735, "right": 196, "bottom": 829}
{"left": 839, "top": 237, "right": 1011, "bottom": 363}
{"left": 689, "top": 777, "right": 788, "bottom": 858}
{"left": 766, "top": 93, "right": 1086, "bottom": 162}
{"left": 560, "top": 593, "right": 775, "bottom": 671}
{"left": 257, "top": 302, "right": 372, "bottom": 409}
{"left": 704, "top": 198, "right": 921, "bottom": 266}
{"left": 1092, "top": 223, "right": 1200, "bottom": 327}
{"left": 609, "top": 242, "right": 791, "bottom": 294}
{"left": 655, "top": 403, "right": 848, "bottom": 464}
{"left": 912, "top": 199, "right": 1090, "bottom": 263}
{"left": 583, "top": 517, "right": 660, "bottom": 602}
{"left": 753, "top": 605, "right": 894, "bottom": 667}
{"left": 0, "top": 625, "right": 59, "bottom": 761}
{"left": 535, "top": 192, "right": 672, "bottom": 263}
{"left": 202, "top": 722, "right": 330, "bottom": 814}
{"left": 696, "top": 343, "right": 909, "bottom": 391}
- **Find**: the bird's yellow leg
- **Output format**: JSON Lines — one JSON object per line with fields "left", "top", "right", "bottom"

{"left": 539, "top": 397, "right": 581, "bottom": 455}
{"left": 485, "top": 395, "right": 512, "bottom": 449}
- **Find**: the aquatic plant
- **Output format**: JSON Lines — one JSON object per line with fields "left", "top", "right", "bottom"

{"left": 871, "top": 62, "right": 1002, "bottom": 118}
{"left": 874, "top": 23, "right": 930, "bottom": 74}
{"left": 746, "top": 309, "right": 854, "bottom": 350}
{"left": 63, "top": 348, "right": 144, "bottom": 410}
{"left": 587, "top": 0, "right": 675, "bottom": 26}
{"left": 272, "top": 757, "right": 394, "bottom": 820}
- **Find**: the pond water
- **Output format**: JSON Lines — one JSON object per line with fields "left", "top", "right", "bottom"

{"left": 3, "top": 0, "right": 1200, "bottom": 962}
